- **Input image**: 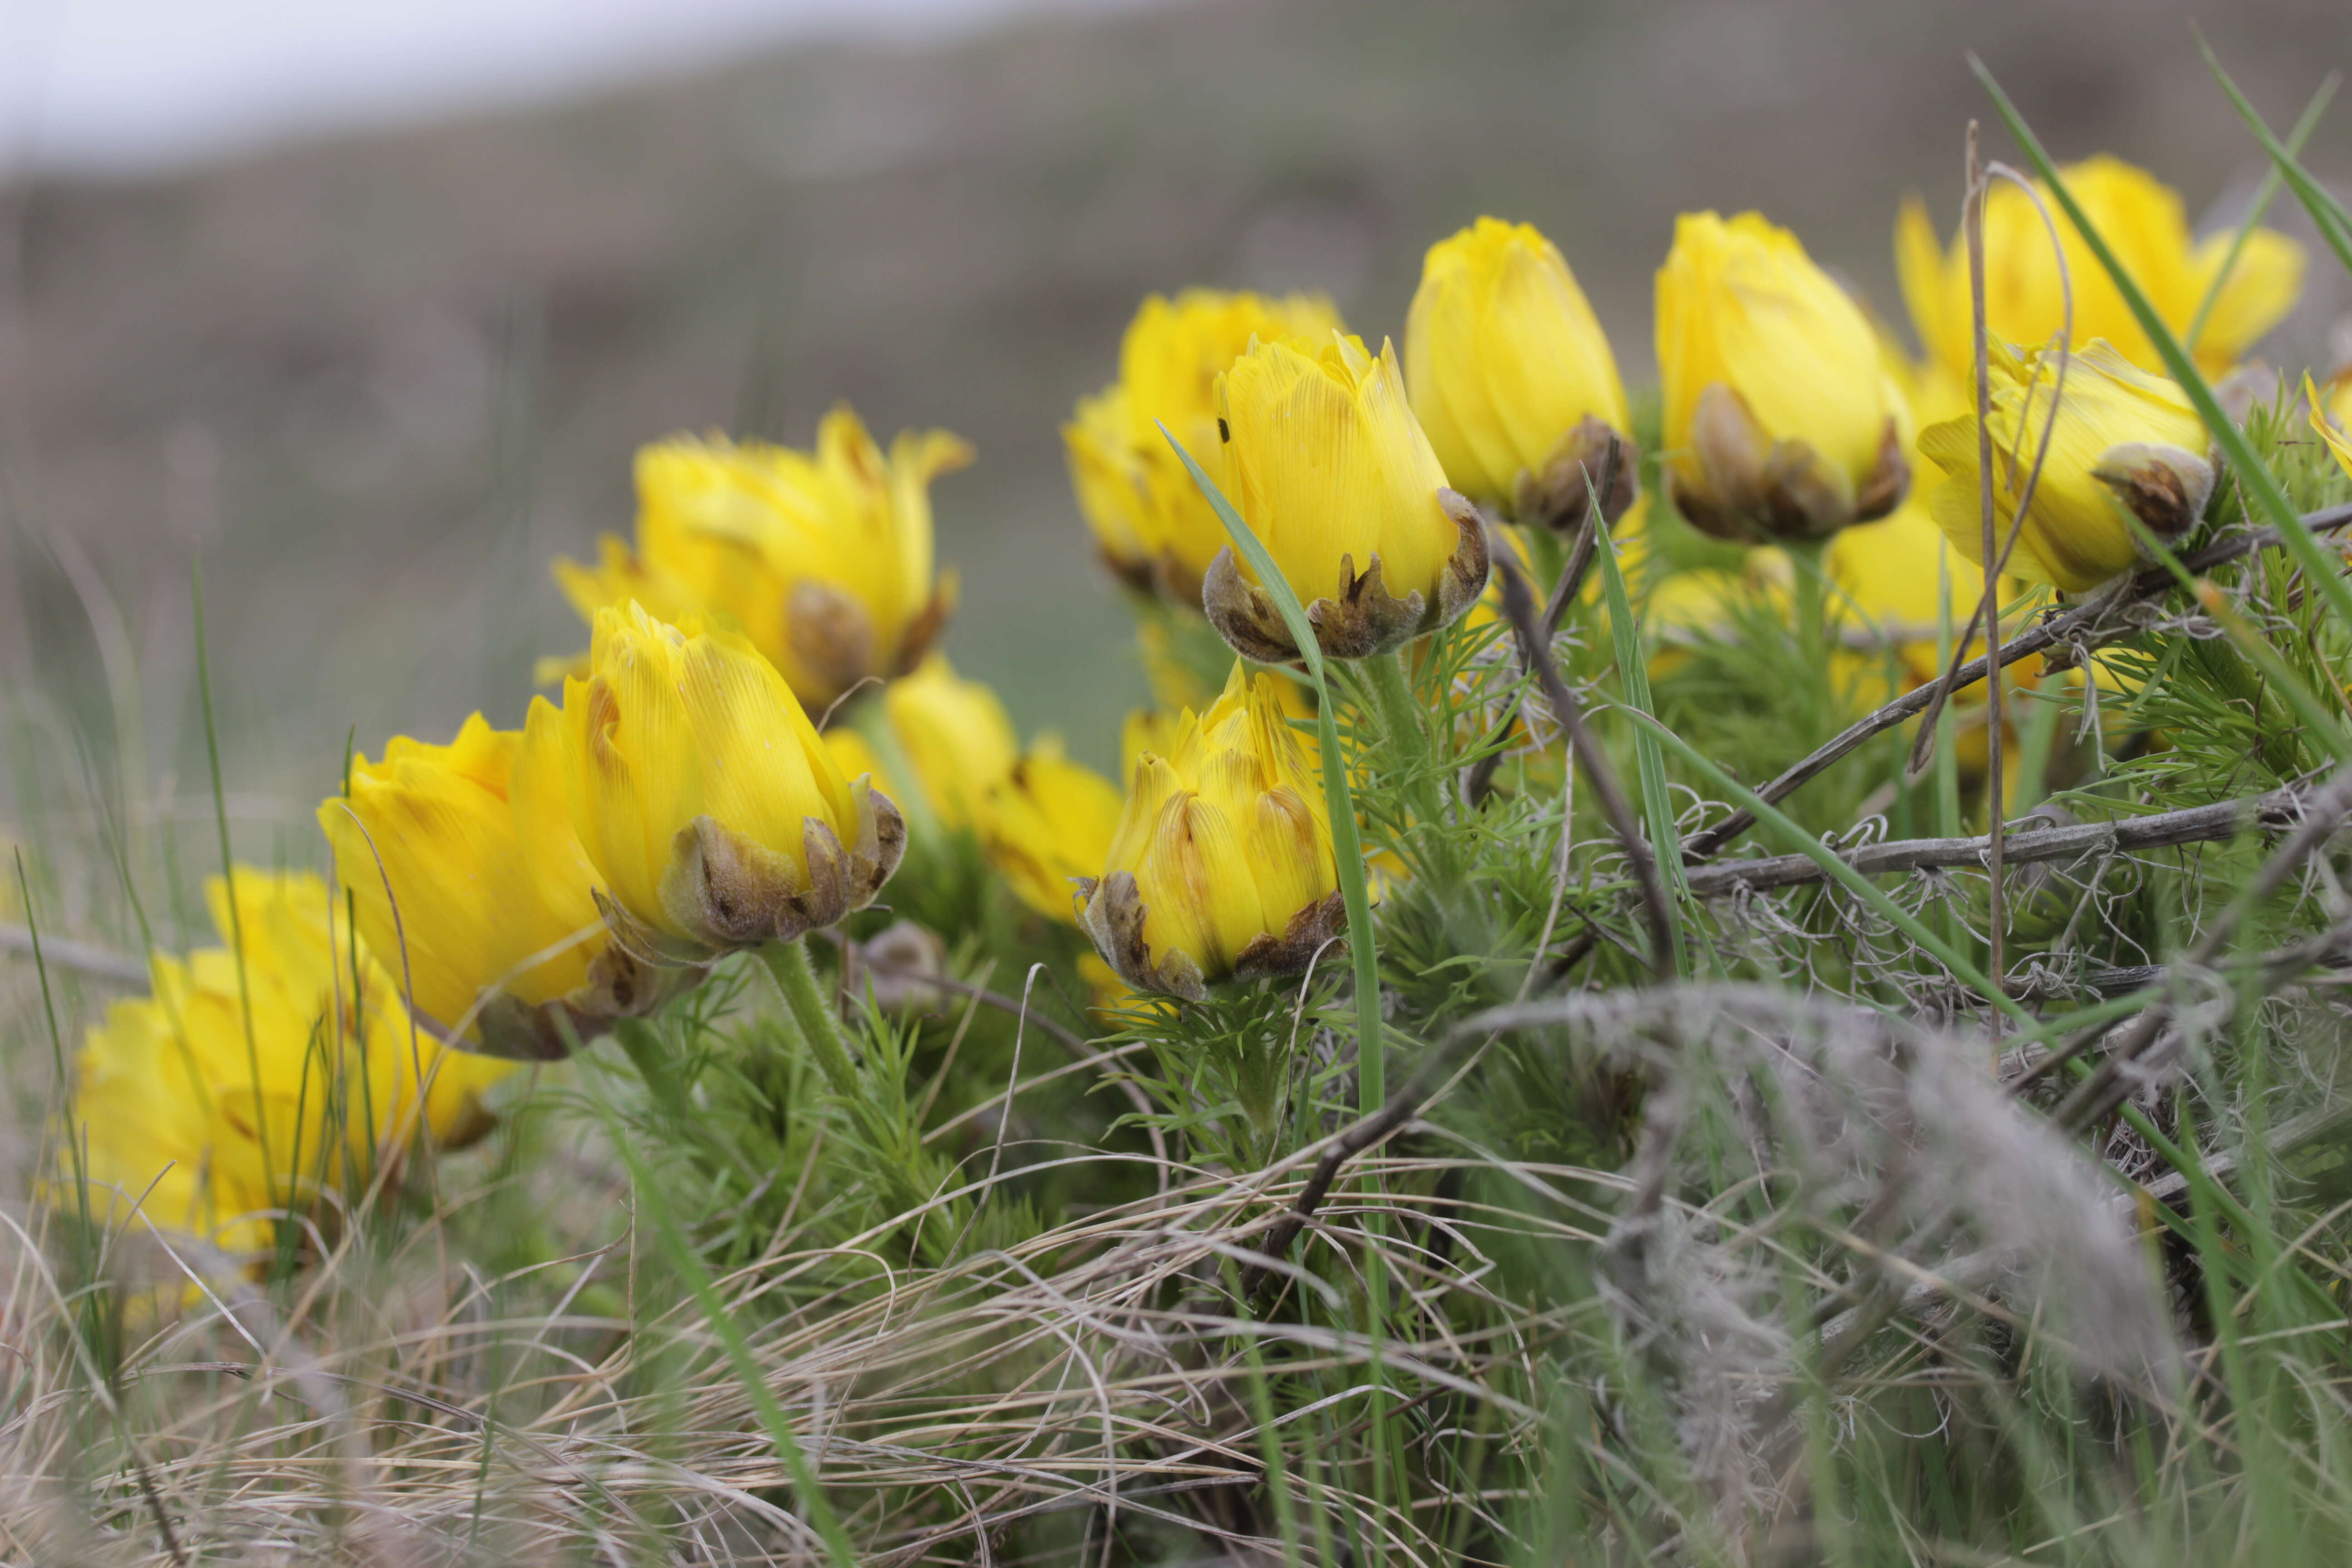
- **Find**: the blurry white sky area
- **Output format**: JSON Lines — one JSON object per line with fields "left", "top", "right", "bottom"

{"left": 1, "top": 0, "right": 1174, "bottom": 174}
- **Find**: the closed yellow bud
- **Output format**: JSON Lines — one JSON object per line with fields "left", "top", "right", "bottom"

{"left": 1918, "top": 340, "right": 2214, "bottom": 593}
{"left": 2311, "top": 373, "right": 2352, "bottom": 482}
{"left": 550, "top": 407, "right": 971, "bottom": 710}
{"left": 1406, "top": 217, "right": 1638, "bottom": 528}
{"left": 1078, "top": 664, "right": 1342, "bottom": 1000}
{"left": 319, "top": 713, "right": 678, "bottom": 1060}
{"left": 1658, "top": 211, "right": 1909, "bottom": 544}
{"left": 1206, "top": 333, "right": 1489, "bottom": 662}
{"left": 1896, "top": 156, "right": 2304, "bottom": 382}
{"left": 1064, "top": 289, "right": 1343, "bottom": 602}
{"left": 71, "top": 869, "right": 510, "bottom": 1258}
{"left": 557, "top": 604, "right": 904, "bottom": 953}
{"left": 979, "top": 738, "right": 1124, "bottom": 923}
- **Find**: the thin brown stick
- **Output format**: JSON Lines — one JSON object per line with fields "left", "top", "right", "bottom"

{"left": 1674, "top": 501, "right": 2352, "bottom": 866}
{"left": 1463, "top": 450, "right": 1613, "bottom": 808}
{"left": 1232, "top": 999, "right": 1543, "bottom": 1302}
{"left": 1683, "top": 784, "right": 2310, "bottom": 898}
{"left": 1491, "top": 538, "right": 1676, "bottom": 981}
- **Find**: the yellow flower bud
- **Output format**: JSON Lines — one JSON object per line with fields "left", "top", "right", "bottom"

{"left": 979, "top": 738, "right": 1124, "bottom": 924}
{"left": 319, "top": 713, "right": 677, "bottom": 1060}
{"left": 557, "top": 604, "right": 904, "bottom": 954}
{"left": 1064, "top": 289, "right": 1343, "bottom": 602}
{"left": 1206, "top": 333, "right": 1489, "bottom": 662}
{"left": 550, "top": 407, "right": 971, "bottom": 710}
{"left": 1896, "top": 155, "right": 2304, "bottom": 382}
{"left": 2311, "top": 372, "right": 2352, "bottom": 482}
{"left": 1918, "top": 340, "right": 2214, "bottom": 593}
{"left": 1406, "top": 217, "right": 1638, "bottom": 528}
{"left": 1078, "top": 664, "right": 1342, "bottom": 1000}
{"left": 71, "top": 869, "right": 510, "bottom": 1258}
{"left": 1658, "top": 211, "right": 1910, "bottom": 544}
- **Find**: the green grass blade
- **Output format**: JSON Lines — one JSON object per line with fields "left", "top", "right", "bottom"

{"left": 1156, "top": 422, "right": 1385, "bottom": 1111}
{"left": 2196, "top": 39, "right": 2352, "bottom": 280}
{"left": 574, "top": 1042, "right": 860, "bottom": 1568}
{"left": 1591, "top": 514, "right": 1686, "bottom": 975}
{"left": 192, "top": 559, "right": 275, "bottom": 1203}
{"left": 2184, "top": 71, "right": 2337, "bottom": 352}
{"left": 1972, "top": 57, "right": 2352, "bottom": 641}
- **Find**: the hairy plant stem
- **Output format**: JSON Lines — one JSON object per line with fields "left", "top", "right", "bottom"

{"left": 760, "top": 939, "right": 862, "bottom": 1103}
{"left": 1358, "top": 647, "right": 1439, "bottom": 821}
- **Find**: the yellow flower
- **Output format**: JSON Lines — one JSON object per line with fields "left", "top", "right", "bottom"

{"left": 876, "top": 654, "right": 1019, "bottom": 830}
{"left": 1406, "top": 217, "right": 1638, "bottom": 527}
{"left": 979, "top": 738, "right": 1124, "bottom": 923}
{"left": 1658, "top": 211, "right": 1910, "bottom": 544}
{"left": 1078, "top": 664, "right": 1342, "bottom": 1000}
{"left": 1918, "top": 340, "right": 2214, "bottom": 593}
{"left": 1896, "top": 155, "right": 2304, "bottom": 381}
{"left": 550, "top": 407, "right": 971, "bottom": 710}
{"left": 319, "top": 713, "right": 676, "bottom": 1060}
{"left": 557, "top": 604, "right": 904, "bottom": 953}
{"left": 1206, "top": 333, "right": 1489, "bottom": 662}
{"left": 1065, "top": 289, "right": 1343, "bottom": 601}
{"left": 70, "top": 868, "right": 510, "bottom": 1259}
{"left": 2311, "top": 372, "right": 2352, "bottom": 481}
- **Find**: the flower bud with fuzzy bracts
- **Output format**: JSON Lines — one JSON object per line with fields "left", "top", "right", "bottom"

{"left": 1918, "top": 340, "right": 2214, "bottom": 594}
{"left": 558, "top": 603, "right": 904, "bottom": 956}
{"left": 1078, "top": 664, "right": 1343, "bottom": 1001}
{"left": 549, "top": 407, "right": 970, "bottom": 711}
{"left": 1658, "top": 211, "right": 1910, "bottom": 545}
{"left": 320, "top": 714, "right": 688, "bottom": 1061}
{"left": 1406, "top": 216, "right": 1639, "bottom": 530}
{"left": 1064, "top": 289, "right": 1343, "bottom": 604}
{"left": 1205, "top": 333, "right": 1489, "bottom": 663}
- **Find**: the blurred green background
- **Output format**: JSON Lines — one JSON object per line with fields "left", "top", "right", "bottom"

{"left": 3, "top": 0, "right": 2347, "bottom": 824}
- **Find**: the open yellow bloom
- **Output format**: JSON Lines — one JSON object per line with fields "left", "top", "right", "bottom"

{"left": 1658, "top": 211, "right": 1909, "bottom": 544}
{"left": 557, "top": 604, "right": 904, "bottom": 953}
{"left": 2311, "top": 373, "right": 2352, "bottom": 481}
{"left": 1078, "top": 664, "right": 1341, "bottom": 1000}
{"left": 1065, "top": 289, "right": 1343, "bottom": 601}
{"left": 1406, "top": 217, "right": 1637, "bottom": 528}
{"left": 550, "top": 407, "right": 971, "bottom": 710}
{"left": 320, "top": 713, "right": 676, "bottom": 1060}
{"left": 1918, "top": 340, "right": 2214, "bottom": 593}
{"left": 71, "top": 868, "right": 510, "bottom": 1260}
{"left": 1896, "top": 155, "right": 2304, "bottom": 381}
{"left": 1207, "top": 333, "right": 1488, "bottom": 662}
{"left": 979, "top": 739, "right": 1124, "bottom": 923}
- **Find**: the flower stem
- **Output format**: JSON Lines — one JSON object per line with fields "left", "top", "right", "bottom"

{"left": 1357, "top": 648, "right": 1439, "bottom": 822}
{"left": 759, "top": 939, "right": 861, "bottom": 1102}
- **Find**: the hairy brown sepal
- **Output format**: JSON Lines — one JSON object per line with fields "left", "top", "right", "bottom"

{"left": 1672, "top": 385, "right": 1906, "bottom": 544}
{"left": 1200, "top": 490, "right": 1491, "bottom": 662}
{"left": 1512, "top": 415, "right": 1642, "bottom": 534}
{"left": 787, "top": 580, "right": 955, "bottom": 705}
{"left": 657, "top": 782, "right": 907, "bottom": 953}
{"left": 1230, "top": 890, "right": 1349, "bottom": 982}
{"left": 1074, "top": 871, "right": 1208, "bottom": 1002}
{"left": 467, "top": 941, "right": 711, "bottom": 1063}
{"left": 2092, "top": 442, "right": 2216, "bottom": 547}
